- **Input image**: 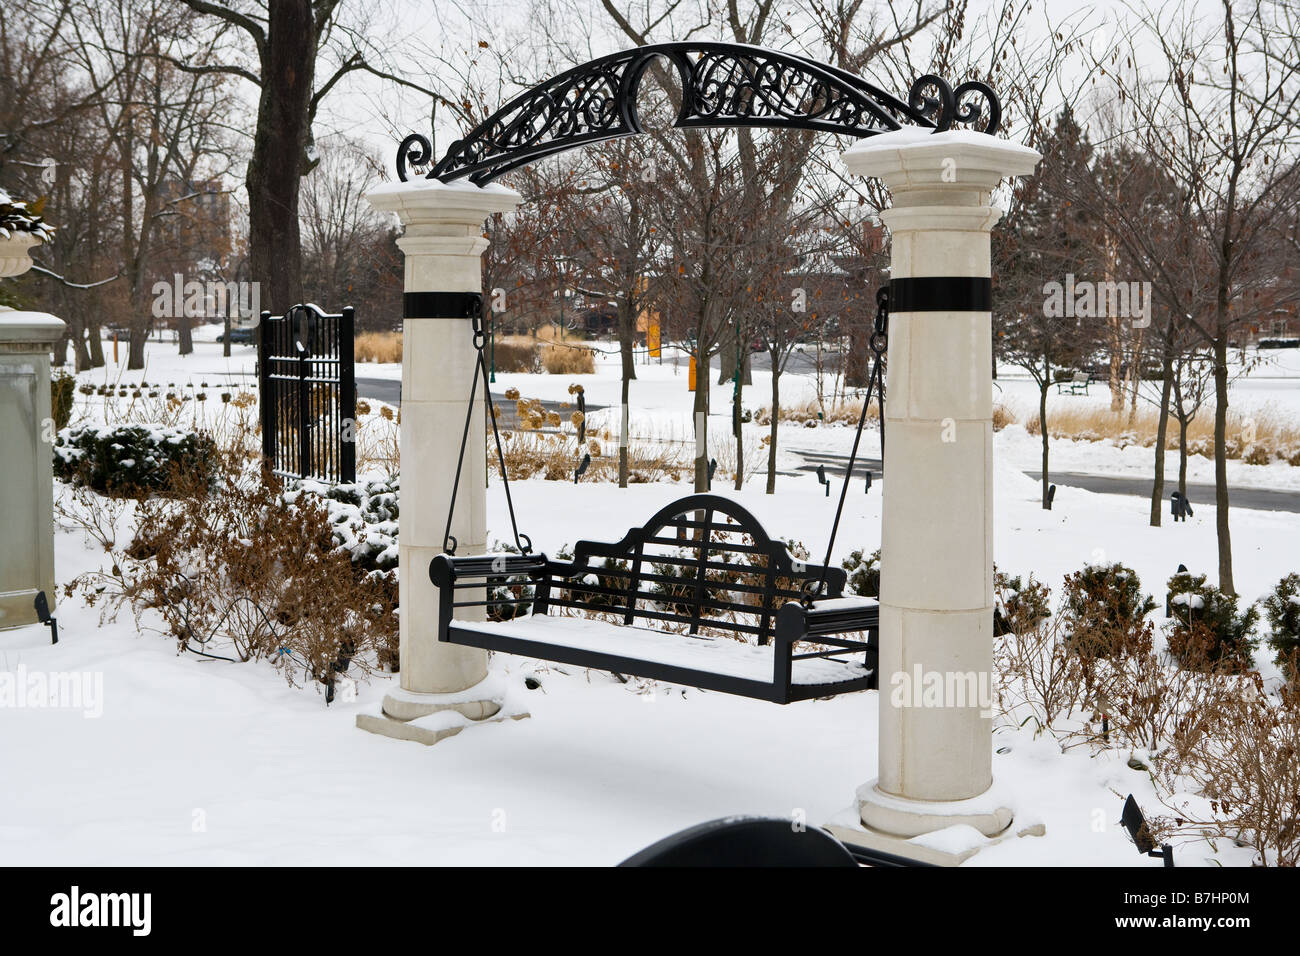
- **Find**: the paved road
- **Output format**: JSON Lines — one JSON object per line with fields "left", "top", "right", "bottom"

{"left": 356, "top": 376, "right": 401, "bottom": 405}
{"left": 790, "top": 450, "right": 1300, "bottom": 514}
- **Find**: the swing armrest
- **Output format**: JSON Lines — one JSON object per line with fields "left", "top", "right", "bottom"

{"left": 429, "top": 553, "right": 550, "bottom": 590}
{"left": 775, "top": 597, "right": 880, "bottom": 645}
{"left": 772, "top": 598, "right": 880, "bottom": 701}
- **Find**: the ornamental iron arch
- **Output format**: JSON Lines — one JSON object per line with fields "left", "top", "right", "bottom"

{"left": 396, "top": 41, "right": 1001, "bottom": 185}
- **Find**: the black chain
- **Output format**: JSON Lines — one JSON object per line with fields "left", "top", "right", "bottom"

{"left": 442, "top": 295, "right": 532, "bottom": 556}
{"left": 804, "top": 285, "right": 888, "bottom": 606}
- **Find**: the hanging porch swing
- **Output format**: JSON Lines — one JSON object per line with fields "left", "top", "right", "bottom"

{"left": 428, "top": 290, "right": 889, "bottom": 704}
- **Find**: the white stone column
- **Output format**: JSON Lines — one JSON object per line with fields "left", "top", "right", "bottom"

{"left": 839, "top": 131, "right": 1040, "bottom": 853}
{"left": 0, "top": 233, "right": 64, "bottom": 630}
{"left": 357, "top": 178, "right": 522, "bottom": 742}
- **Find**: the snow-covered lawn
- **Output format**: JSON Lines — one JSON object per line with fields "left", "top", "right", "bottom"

{"left": 4, "top": 327, "right": 1293, "bottom": 865}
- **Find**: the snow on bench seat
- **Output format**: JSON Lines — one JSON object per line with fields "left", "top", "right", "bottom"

{"left": 454, "top": 613, "right": 871, "bottom": 686}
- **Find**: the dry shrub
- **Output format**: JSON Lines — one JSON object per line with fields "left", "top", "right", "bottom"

{"left": 1153, "top": 680, "right": 1300, "bottom": 867}
{"left": 354, "top": 331, "right": 402, "bottom": 363}
{"left": 494, "top": 340, "right": 540, "bottom": 373}
{"left": 994, "top": 592, "right": 1300, "bottom": 864}
{"left": 63, "top": 452, "right": 398, "bottom": 699}
{"left": 1097, "top": 634, "right": 1222, "bottom": 758}
{"left": 995, "top": 615, "right": 1089, "bottom": 737}
{"left": 708, "top": 430, "right": 768, "bottom": 485}
{"left": 992, "top": 404, "right": 1017, "bottom": 431}
{"left": 1021, "top": 402, "right": 1300, "bottom": 464}
{"left": 495, "top": 430, "right": 685, "bottom": 483}
{"left": 542, "top": 343, "right": 595, "bottom": 374}
{"left": 355, "top": 401, "right": 400, "bottom": 475}
{"left": 756, "top": 395, "right": 879, "bottom": 427}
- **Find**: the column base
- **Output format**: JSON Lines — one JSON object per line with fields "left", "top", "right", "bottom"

{"left": 356, "top": 673, "right": 529, "bottom": 746}
{"left": 825, "top": 779, "right": 1042, "bottom": 866}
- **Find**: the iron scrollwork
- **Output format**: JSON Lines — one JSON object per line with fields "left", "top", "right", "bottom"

{"left": 397, "top": 41, "right": 1002, "bottom": 185}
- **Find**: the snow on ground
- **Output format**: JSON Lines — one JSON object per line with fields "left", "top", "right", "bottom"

{"left": 6, "top": 327, "right": 1293, "bottom": 866}
{"left": 2, "top": 458, "right": 1292, "bottom": 866}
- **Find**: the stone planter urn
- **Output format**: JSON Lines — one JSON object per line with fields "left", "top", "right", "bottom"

{"left": 0, "top": 232, "right": 40, "bottom": 278}
{"left": 0, "top": 231, "right": 66, "bottom": 629}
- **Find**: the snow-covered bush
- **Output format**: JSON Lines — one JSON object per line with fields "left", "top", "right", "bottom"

{"left": 53, "top": 423, "right": 216, "bottom": 496}
{"left": 1061, "top": 562, "right": 1157, "bottom": 660}
{"left": 840, "top": 547, "right": 880, "bottom": 598}
{"left": 994, "top": 570, "right": 1051, "bottom": 636}
{"left": 1165, "top": 571, "right": 1259, "bottom": 671}
{"left": 1261, "top": 573, "right": 1300, "bottom": 681}
{"left": 0, "top": 189, "right": 55, "bottom": 240}
{"left": 64, "top": 454, "right": 399, "bottom": 697}
{"left": 286, "top": 477, "right": 399, "bottom": 573}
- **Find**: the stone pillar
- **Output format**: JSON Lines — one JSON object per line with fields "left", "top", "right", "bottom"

{"left": 357, "top": 178, "right": 522, "bottom": 743}
{"left": 0, "top": 233, "right": 65, "bottom": 629}
{"left": 840, "top": 131, "right": 1040, "bottom": 852}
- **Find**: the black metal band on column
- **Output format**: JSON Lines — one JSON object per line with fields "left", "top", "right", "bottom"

{"left": 889, "top": 276, "right": 991, "bottom": 312}
{"left": 403, "top": 291, "right": 483, "bottom": 319}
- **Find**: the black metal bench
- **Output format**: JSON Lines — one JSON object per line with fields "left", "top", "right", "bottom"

{"left": 428, "top": 494, "right": 879, "bottom": 704}
{"left": 1055, "top": 371, "right": 1091, "bottom": 395}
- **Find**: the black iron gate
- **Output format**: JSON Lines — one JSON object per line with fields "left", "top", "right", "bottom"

{"left": 258, "top": 303, "right": 356, "bottom": 484}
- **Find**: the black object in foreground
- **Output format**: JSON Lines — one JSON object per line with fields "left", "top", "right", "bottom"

{"left": 1121, "top": 794, "right": 1174, "bottom": 867}
{"left": 619, "top": 816, "right": 937, "bottom": 867}
{"left": 34, "top": 591, "right": 58, "bottom": 645}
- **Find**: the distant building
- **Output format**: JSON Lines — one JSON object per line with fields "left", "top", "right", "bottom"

{"left": 1238, "top": 266, "right": 1299, "bottom": 346}
{"left": 152, "top": 178, "right": 234, "bottom": 327}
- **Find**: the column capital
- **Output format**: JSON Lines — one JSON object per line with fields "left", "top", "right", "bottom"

{"left": 841, "top": 129, "right": 1041, "bottom": 209}
{"left": 366, "top": 178, "right": 522, "bottom": 297}
{"left": 366, "top": 177, "right": 522, "bottom": 223}
{"left": 366, "top": 178, "right": 523, "bottom": 265}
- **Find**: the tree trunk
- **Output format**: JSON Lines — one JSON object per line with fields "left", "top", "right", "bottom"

{"left": 1126, "top": 328, "right": 1145, "bottom": 424}
{"left": 1039, "top": 378, "right": 1051, "bottom": 509}
{"left": 845, "top": 327, "right": 869, "bottom": 387}
{"left": 1212, "top": 334, "right": 1233, "bottom": 593}
{"left": 617, "top": 303, "right": 636, "bottom": 488}
{"left": 1108, "top": 315, "right": 1124, "bottom": 411}
{"left": 618, "top": 373, "right": 631, "bottom": 490}
{"left": 1177, "top": 414, "right": 1189, "bottom": 498}
{"left": 693, "top": 347, "right": 710, "bottom": 492}
{"left": 733, "top": 367, "right": 743, "bottom": 491}
{"left": 245, "top": 0, "right": 315, "bottom": 316}
{"left": 1150, "top": 352, "right": 1174, "bottom": 527}
{"left": 766, "top": 355, "right": 779, "bottom": 494}
{"left": 223, "top": 314, "right": 232, "bottom": 358}
{"left": 87, "top": 320, "right": 104, "bottom": 367}
{"left": 717, "top": 329, "right": 752, "bottom": 385}
{"left": 127, "top": 324, "right": 148, "bottom": 368}
{"left": 178, "top": 314, "right": 194, "bottom": 356}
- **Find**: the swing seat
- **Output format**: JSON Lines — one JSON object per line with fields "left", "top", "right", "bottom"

{"left": 428, "top": 494, "right": 879, "bottom": 704}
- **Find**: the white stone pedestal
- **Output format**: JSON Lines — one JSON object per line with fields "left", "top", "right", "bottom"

{"left": 839, "top": 130, "right": 1041, "bottom": 861}
{"left": 0, "top": 233, "right": 63, "bottom": 631}
{"left": 357, "top": 178, "right": 527, "bottom": 742}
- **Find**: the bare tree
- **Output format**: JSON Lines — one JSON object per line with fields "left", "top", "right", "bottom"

{"left": 1081, "top": 1, "right": 1300, "bottom": 591}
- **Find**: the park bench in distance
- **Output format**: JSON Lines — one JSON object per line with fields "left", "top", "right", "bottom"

{"left": 1056, "top": 371, "right": 1091, "bottom": 395}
